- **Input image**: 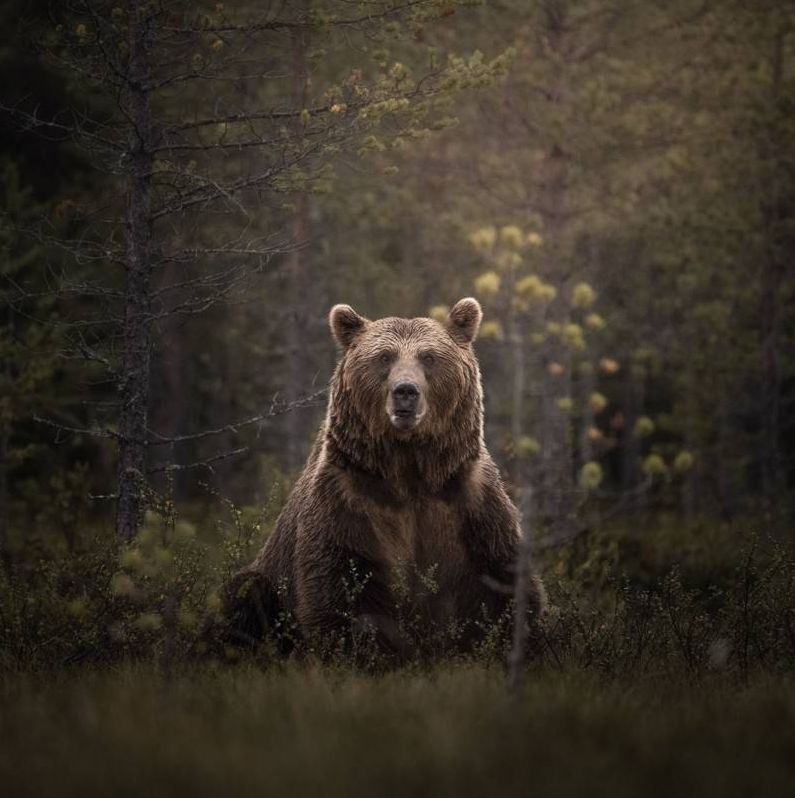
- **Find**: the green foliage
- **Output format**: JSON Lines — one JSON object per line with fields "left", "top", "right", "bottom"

{"left": 578, "top": 461, "right": 603, "bottom": 491}
{"left": 0, "top": 496, "right": 267, "bottom": 671}
{"left": 517, "top": 435, "right": 540, "bottom": 458}
{"left": 642, "top": 453, "right": 669, "bottom": 478}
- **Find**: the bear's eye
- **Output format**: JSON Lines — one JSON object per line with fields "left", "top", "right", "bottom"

{"left": 378, "top": 352, "right": 392, "bottom": 365}
{"left": 420, "top": 352, "right": 435, "bottom": 366}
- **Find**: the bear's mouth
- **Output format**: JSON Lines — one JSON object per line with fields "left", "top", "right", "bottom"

{"left": 389, "top": 409, "right": 424, "bottom": 431}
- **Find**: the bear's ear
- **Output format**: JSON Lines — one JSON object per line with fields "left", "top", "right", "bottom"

{"left": 329, "top": 304, "right": 369, "bottom": 349}
{"left": 446, "top": 297, "right": 482, "bottom": 345}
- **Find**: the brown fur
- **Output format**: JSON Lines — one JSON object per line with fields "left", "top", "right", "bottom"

{"left": 225, "top": 298, "right": 545, "bottom": 658}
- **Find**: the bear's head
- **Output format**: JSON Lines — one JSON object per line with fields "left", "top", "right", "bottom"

{"left": 326, "top": 299, "right": 484, "bottom": 479}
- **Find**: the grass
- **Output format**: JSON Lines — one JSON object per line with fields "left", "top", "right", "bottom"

{"left": 2, "top": 664, "right": 795, "bottom": 798}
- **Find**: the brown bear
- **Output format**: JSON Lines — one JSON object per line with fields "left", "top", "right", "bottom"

{"left": 224, "top": 298, "right": 545, "bottom": 659}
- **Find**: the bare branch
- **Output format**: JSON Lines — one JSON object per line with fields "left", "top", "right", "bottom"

{"left": 147, "top": 446, "right": 249, "bottom": 474}
{"left": 33, "top": 414, "right": 119, "bottom": 441}
{"left": 33, "top": 390, "right": 326, "bottom": 447}
{"left": 146, "top": 390, "right": 327, "bottom": 446}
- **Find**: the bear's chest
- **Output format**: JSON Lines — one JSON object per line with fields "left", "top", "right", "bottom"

{"left": 362, "top": 498, "right": 468, "bottom": 586}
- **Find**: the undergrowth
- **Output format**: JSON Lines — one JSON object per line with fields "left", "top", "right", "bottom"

{"left": 1, "top": 499, "right": 793, "bottom": 681}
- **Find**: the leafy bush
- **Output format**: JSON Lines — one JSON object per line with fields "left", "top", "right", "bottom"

{"left": 0, "top": 498, "right": 265, "bottom": 671}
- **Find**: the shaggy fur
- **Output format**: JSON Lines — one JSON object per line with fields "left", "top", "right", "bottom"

{"left": 224, "top": 298, "right": 545, "bottom": 658}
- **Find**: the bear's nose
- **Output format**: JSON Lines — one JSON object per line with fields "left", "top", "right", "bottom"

{"left": 392, "top": 381, "right": 420, "bottom": 415}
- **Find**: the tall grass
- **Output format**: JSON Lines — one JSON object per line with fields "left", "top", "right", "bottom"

{"left": 2, "top": 665, "right": 795, "bottom": 797}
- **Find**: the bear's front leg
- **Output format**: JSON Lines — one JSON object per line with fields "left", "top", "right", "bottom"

{"left": 457, "top": 459, "right": 546, "bottom": 643}
{"left": 293, "top": 531, "right": 408, "bottom": 663}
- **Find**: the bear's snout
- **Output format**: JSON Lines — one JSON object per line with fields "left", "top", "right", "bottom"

{"left": 390, "top": 379, "right": 424, "bottom": 429}
{"left": 387, "top": 369, "right": 426, "bottom": 431}
{"left": 392, "top": 381, "right": 420, "bottom": 415}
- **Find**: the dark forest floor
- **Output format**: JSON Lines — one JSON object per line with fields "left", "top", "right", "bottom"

{"left": 2, "top": 664, "right": 795, "bottom": 798}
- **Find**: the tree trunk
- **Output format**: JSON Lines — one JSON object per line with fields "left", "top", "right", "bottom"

{"left": 577, "top": 358, "right": 595, "bottom": 472}
{"left": 285, "top": 4, "right": 311, "bottom": 475}
{"left": 716, "top": 392, "right": 736, "bottom": 518}
{"left": 286, "top": 194, "right": 309, "bottom": 475}
{"left": 152, "top": 260, "right": 186, "bottom": 502}
{"left": 538, "top": 333, "right": 572, "bottom": 523}
{"left": 682, "top": 389, "right": 697, "bottom": 522}
{"left": 509, "top": 305, "right": 525, "bottom": 489}
{"left": 758, "top": 17, "right": 786, "bottom": 502}
{"left": 759, "top": 276, "right": 782, "bottom": 501}
{"left": 508, "top": 486, "right": 534, "bottom": 694}
{"left": 116, "top": 0, "right": 154, "bottom": 541}
{"left": 535, "top": 6, "right": 573, "bottom": 524}
{"left": 0, "top": 426, "right": 8, "bottom": 564}
{"left": 621, "top": 368, "right": 643, "bottom": 490}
